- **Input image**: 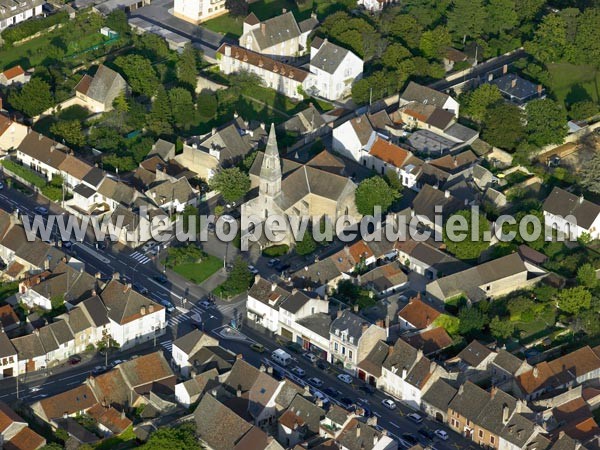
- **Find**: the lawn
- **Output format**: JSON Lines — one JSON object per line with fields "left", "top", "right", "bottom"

{"left": 94, "top": 426, "right": 136, "bottom": 450}
{"left": 172, "top": 255, "right": 223, "bottom": 284}
{"left": 203, "top": 0, "right": 315, "bottom": 37}
{"left": 547, "top": 62, "right": 600, "bottom": 107}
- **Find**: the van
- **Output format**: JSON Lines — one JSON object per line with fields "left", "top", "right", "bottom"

{"left": 271, "top": 349, "right": 292, "bottom": 367}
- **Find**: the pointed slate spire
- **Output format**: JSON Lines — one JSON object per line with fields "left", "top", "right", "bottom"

{"left": 259, "top": 124, "right": 282, "bottom": 197}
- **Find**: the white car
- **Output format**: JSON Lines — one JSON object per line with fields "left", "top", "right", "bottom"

{"left": 407, "top": 413, "right": 423, "bottom": 424}
{"left": 434, "top": 429, "right": 449, "bottom": 440}
{"left": 381, "top": 398, "right": 397, "bottom": 410}
{"left": 337, "top": 374, "right": 353, "bottom": 384}
{"left": 248, "top": 265, "right": 259, "bottom": 275}
{"left": 304, "top": 352, "right": 318, "bottom": 363}
{"left": 291, "top": 366, "right": 306, "bottom": 377}
{"left": 312, "top": 389, "right": 329, "bottom": 404}
{"left": 307, "top": 377, "right": 323, "bottom": 387}
{"left": 221, "top": 215, "right": 235, "bottom": 224}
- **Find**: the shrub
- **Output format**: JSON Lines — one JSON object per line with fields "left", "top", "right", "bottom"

{"left": 0, "top": 159, "right": 46, "bottom": 188}
{"left": 2, "top": 11, "right": 68, "bottom": 45}
{"left": 263, "top": 244, "right": 289, "bottom": 257}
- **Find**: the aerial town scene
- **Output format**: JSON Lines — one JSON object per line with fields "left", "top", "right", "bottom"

{"left": 0, "top": 0, "right": 597, "bottom": 448}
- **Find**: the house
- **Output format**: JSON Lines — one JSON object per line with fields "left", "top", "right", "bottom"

{"left": 171, "top": 329, "right": 220, "bottom": 377}
{"left": 426, "top": 253, "right": 546, "bottom": 303}
{"left": 488, "top": 72, "right": 544, "bottom": 105}
{"left": 399, "top": 81, "right": 459, "bottom": 117}
{"left": 74, "top": 64, "right": 128, "bottom": 113}
{"left": 216, "top": 44, "right": 310, "bottom": 101}
{"left": 85, "top": 403, "right": 132, "bottom": 437}
{"left": 0, "top": 0, "right": 43, "bottom": 32}
{"left": 145, "top": 176, "right": 197, "bottom": 213}
{"left": 329, "top": 310, "right": 387, "bottom": 375}
{"left": 0, "top": 332, "right": 17, "bottom": 378}
{"left": 32, "top": 384, "right": 98, "bottom": 424}
{"left": 148, "top": 139, "right": 176, "bottom": 160}
{"left": 278, "top": 290, "right": 329, "bottom": 341}
{"left": 246, "top": 276, "right": 291, "bottom": 333}
{"left": 0, "top": 305, "right": 19, "bottom": 333}
{"left": 398, "top": 295, "right": 442, "bottom": 331}
{"left": 448, "top": 340, "right": 496, "bottom": 383}
{"left": 356, "top": 340, "right": 389, "bottom": 387}
{"left": 177, "top": 115, "right": 267, "bottom": 180}
{"left": 0, "top": 65, "right": 28, "bottom": 86}
{"left": 15, "top": 131, "right": 68, "bottom": 182}
{"left": 395, "top": 239, "right": 469, "bottom": 280}
{"left": 332, "top": 115, "right": 376, "bottom": 160}
{"left": 174, "top": 368, "right": 220, "bottom": 407}
{"left": 380, "top": 338, "right": 444, "bottom": 409}
{"left": 173, "top": 0, "right": 227, "bottom": 24}
{"left": 543, "top": 187, "right": 600, "bottom": 241}
{"left": 447, "top": 382, "right": 490, "bottom": 440}
{"left": 277, "top": 104, "right": 328, "bottom": 149}
{"left": 364, "top": 137, "right": 423, "bottom": 188}
{"left": 240, "top": 11, "right": 316, "bottom": 61}
{"left": 305, "top": 38, "right": 363, "bottom": 101}
{"left": 421, "top": 378, "right": 457, "bottom": 423}
{"left": 491, "top": 349, "right": 531, "bottom": 386}
{"left": 0, "top": 402, "right": 45, "bottom": 449}
{"left": 359, "top": 261, "right": 408, "bottom": 297}
{"left": 411, "top": 184, "right": 465, "bottom": 237}
{"left": 357, "top": 0, "right": 396, "bottom": 12}
{"left": 10, "top": 332, "right": 45, "bottom": 374}
{"left": 0, "top": 115, "right": 27, "bottom": 152}
{"left": 335, "top": 417, "right": 397, "bottom": 450}
{"left": 443, "top": 47, "right": 469, "bottom": 72}
{"left": 399, "top": 102, "right": 456, "bottom": 135}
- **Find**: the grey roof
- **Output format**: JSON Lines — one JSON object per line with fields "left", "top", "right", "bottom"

{"left": 489, "top": 73, "right": 540, "bottom": 101}
{"left": 549, "top": 434, "right": 585, "bottom": 450}
{"left": 0, "top": 332, "right": 16, "bottom": 358}
{"left": 82, "top": 167, "right": 105, "bottom": 188}
{"left": 421, "top": 379, "right": 457, "bottom": 411}
{"left": 287, "top": 393, "right": 325, "bottom": 434}
{"left": 412, "top": 184, "right": 464, "bottom": 222}
{"left": 48, "top": 320, "right": 74, "bottom": 346}
{"left": 357, "top": 340, "right": 389, "bottom": 378}
{"left": 476, "top": 388, "right": 517, "bottom": 436}
{"left": 146, "top": 177, "right": 195, "bottom": 206}
{"left": 408, "top": 129, "right": 456, "bottom": 154}
{"left": 311, "top": 39, "right": 355, "bottom": 75}
{"left": 498, "top": 412, "right": 542, "bottom": 448}
{"left": 543, "top": 187, "right": 600, "bottom": 229}
{"left": 275, "top": 379, "right": 303, "bottom": 409}
{"left": 64, "top": 307, "right": 93, "bottom": 335}
{"left": 382, "top": 338, "right": 419, "bottom": 372}
{"left": 348, "top": 115, "right": 375, "bottom": 146}
{"left": 149, "top": 139, "right": 176, "bottom": 160}
{"left": 100, "top": 280, "right": 162, "bottom": 325}
{"left": 448, "top": 381, "right": 489, "bottom": 422}
{"left": 279, "top": 291, "right": 313, "bottom": 314}
{"left": 278, "top": 104, "right": 326, "bottom": 135}
{"left": 404, "top": 241, "right": 469, "bottom": 275}
{"left": 246, "top": 12, "right": 301, "bottom": 51}
{"left": 457, "top": 340, "right": 493, "bottom": 367}
{"left": 296, "top": 313, "right": 332, "bottom": 339}
{"left": 79, "top": 295, "right": 109, "bottom": 327}
{"left": 73, "top": 183, "right": 96, "bottom": 199}
{"left": 249, "top": 151, "right": 301, "bottom": 179}
{"left": 97, "top": 178, "right": 137, "bottom": 206}
{"left": 17, "top": 131, "right": 68, "bottom": 170}
{"left": 326, "top": 404, "right": 350, "bottom": 426}
{"left": 444, "top": 122, "right": 479, "bottom": 142}
{"left": 330, "top": 310, "right": 368, "bottom": 342}
{"left": 10, "top": 333, "right": 44, "bottom": 359}
{"left": 172, "top": 329, "right": 208, "bottom": 355}
{"left": 76, "top": 64, "right": 127, "bottom": 105}
{"left": 38, "top": 326, "right": 58, "bottom": 352}
{"left": 493, "top": 349, "right": 525, "bottom": 375}
{"left": 401, "top": 81, "right": 451, "bottom": 108}
{"left": 247, "top": 277, "right": 290, "bottom": 309}
{"left": 298, "top": 16, "right": 318, "bottom": 33}
{"left": 224, "top": 359, "right": 261, "bottom": 394}
{"left": 337, "top": 419, "right": 385, "bottom": 450}
{"left": 189, "top": 346, "right": 235, "bottom": 374}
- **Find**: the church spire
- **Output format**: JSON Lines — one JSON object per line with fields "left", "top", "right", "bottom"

{"left": 259, "top": 124, "right": 282, "bottom": 197}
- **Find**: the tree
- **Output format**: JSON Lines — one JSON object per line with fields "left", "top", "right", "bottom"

{"left": 181, "top": 205, "right": 199, "bottom": 234}
{"left": 569, "top": 100, "right": 598, "bottom": 120}
{"left": 516, "top": 0, "right": 545, "bottom": 21}
{"left": 50, "top": 120, "right": 85, "bottom": 147}
{"left": 114, "top": 55, "right": 160, "bottom": 97}
{"left": 296, "top": 232, "right": 316, "bottom": 256}
{"left": 176, "top": 43, "right": 198, "bottom": 90}
{"left": 557, "top": 286, "right": 592, "bottom": 314}
{"left": 458, "top": 307, "right": 487, "bottom": 336}
{"left": 386, "top": 14, "right": 423, "bottom": 49}
{"left": 141, "top": 423, "right": 200, "bottom": 450}
{"left": 9, "top": 77, "right": 54, "bottom": 117}
{"left": 443, "top": 209, "right": 490, "bottom": 261}
{"left": 219, "top": 256, "right": 253, "bottom": 297}
{"left": 381, "top": 43, "right": 412, "bottom": 69}
{"left": 419, "top": 26, "right": 451, "bottom": 60}
{"left": 525, "top": 99, "right": 568, "bottom": 148}
{"left": 210, "top": 167, "right": 250, "bottom": 203}
{"left": 355, "top": 177, "right": 400, "bottom": 216}
{"left": 461, "top": 84, "right": 502, "bottom": 123}
{"left": 580, "top": 153, "right": 600, "bottom": 194}
{"left": 225, "top": 0, "right": 248, "bottom": 16}
{"left": 147, "top": 86, "right": 173, "bottom": 136}
{"left": 489, "top": 315, "right": 515, "bottom": 339}
{"left": 113, "top": 94, "right": 129, "bottom": 113}
{"left": 485, "top": 0, "right": 518, "bottom": 35}
{"left": 446, "top": 0, "right": 486, "bottom": 42}
{"left": 433, "top": 314, "right": 460, "bottom": 336}
{"left": 384, "top": 171, "right": 403, "bottom": 193}
{"left": 51, "top": 294, "right": 65, "bottom": 311}
{"left": 524, "top": 14, "right": 568, "bottom": 64}
{"left": 197, "top": 92, "right": 218, "bottom": 119}
{"left": 482, "top": 102, "right": 525, "bottom": 150}
{"left": 577, "top": 263, "right": 597, "bottom": 288}
{"left": 169, "top": 87, "right": 196, "bottom": 130}
{"left": 106, "top": 9, "right": 129, "bottom": 35}
{"left": 97, "top": 329, "right": 120, "bottom": 366}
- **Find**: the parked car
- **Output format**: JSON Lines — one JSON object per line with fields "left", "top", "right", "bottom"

{"left": 323, "top": 387, "right": 338, "bottom": 398}
{"left": 110, "top": 359, "right": 124, "bottom": 368}
{"left": 291, "top": 366, "right": 306, "bottom": 377}
{"left": 434, "top": 430, "right": 449, "bottom": 441}
{"left": 418, "top": 429, "right": 435, "bottom": 442}
{"left": 0, "top": 182, "right": 4, "bottom": 190}
{"left": 61, "top": 240, "right": 73, "bottom": 249}
{"left": 133, "top": 283, "right": 149, "bottom": 295}
{"left": 316, "top": 360, "right": 329, "bottom": 371}
{"left": 407, "top": 413, "right": 424, "bottom": 424}
{"left": 248, "top": 265, "right": 259, "bottom": 275}
{"left": 307, "top": 377, "right": 323, "bottom": 387}
{"left": 401, "top": 433, "right": 418, "bottom": 446}
{"left": 275, "top": 262, "right": 291, "bottom": 272}
{"left": 285, "top": 342, "right": 303, "bottom": 354}
{"left": 304, "top": 352, "right": 318, "bottom": 363}
{"left": 381, "top": 398, "right": 397, "bottom": 410}
{"left": 199, "top": 300, "right": 212, "bottom": 308}
{"left": 142, "top": 241, "right": 156, "bottom": 252}
{"left": 160, "top": 300, "right": 175, "bottom": 313}
{"left": 359, "top": 384, "right": 375, "bottom": 395}
{"left": 34, "top": 206, "right": 48, "bottom": 215}
{"left": 68, "top": 355, "right": 82, "bottom": 365}
{"left": 92, "top": 365, "right": 108, "bottom": 376}
{"left": 312, "top": 389, "right": 329, "bottom": 404}
{"left": 339, "top": 397, "right": 355, "bottom": 410}
{"left": 267, "top": 258, "right": 280, "bottom": 267}
{"left": 153, "top": 274, "right": 168, "bottom": 284}
{"left": 337, "top": 374, "right": 353, "bottom": 384}
{"left": 250, "top": 343, "right": 265, "bottom": 353}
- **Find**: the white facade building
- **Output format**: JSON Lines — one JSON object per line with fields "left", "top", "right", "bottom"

{"left": 173, "top": 0, "right": 227, "bottom": 24}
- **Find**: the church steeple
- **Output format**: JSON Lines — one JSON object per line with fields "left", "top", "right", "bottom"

{"left": 259, "top": 124, "right": 282, "bottom": 198}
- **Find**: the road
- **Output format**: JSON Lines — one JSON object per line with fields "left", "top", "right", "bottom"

{"left": 0, "top": 183, "right": 477, "bottom": 450}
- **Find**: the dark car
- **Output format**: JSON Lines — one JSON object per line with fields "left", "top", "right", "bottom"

{"left": 275, "top": 262, "right": 291, "bottom": 272}
{"left": 68, "top": 355, "right": 82, "bottom": 365}
{"left": 401, "top": 433, "right": 418, "bottom": 446}
{"left": 61, "top": 240, "right": 73, "bottom": 249}
{"left": 339, "top": 397, "right": 355, "bottom": 410}
{"left": 316, "top": 360, "right": 329, "bottom": 371}
{"left": 133, "top": 283, "right": 148, "bottom": 295}
{"left": 153, "top": 274, "right": 168, "bottom": 284}
{"left": 285, "top": 342, "right": 303, "bottom": 354}
{"left": 323, "top": 387, "right": 338, "bottom": 398}
{"left": 91, "top": 365, "right": 108, "bottom": 376}
{"left": 418, "top": 429, "right": 435, "bottom": 442}
{"left": 359, "top": 406, "right": 372, "bottom": 417}
{"left": 359, "top": 384, "right": 375, "bottom": 395}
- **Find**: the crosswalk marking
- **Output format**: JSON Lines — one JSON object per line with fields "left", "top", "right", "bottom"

{"left": 160, "top": 340, "right": 173, "bottom": 352}
{"left": 166, "top": 302, "right": 240, "bottom": 329}
{"left": 130, "top": 252, "right": 151, "bottom": 264}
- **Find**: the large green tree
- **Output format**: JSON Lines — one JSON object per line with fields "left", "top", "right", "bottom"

{"left": 482, "top": 102, "right": 525, "bottom": 150}
{"left": 580, "top": 153, "right": 600, "bottom": 194}
{"left": 577, "top": 263, "right": 597, "bottom": 289}
{"left": 9, "top": 77, "right": 54, "bottom": 117}
{"left": 386, "top": 14, "right": 423, "bottom": 49}
{"left": 176, "top": 43, "right": 199, "bottom": 90}
{"left": 461, "top": 84, "right": 502, "bottom": 122}
{"left": 446, "top": 0, "right": 486, "bottom": 42}
{"left": 141, "top": 423, "right": 200, "bottom": 450}
{"left": 557, "top": 286, "right": 592, "bottom": 314}
{"left": 381, "top": 43, "right": 412, "bottom": 70}
{"left": 443, "top": 209, "right": 490, "bottom": 261}
{"left": 197, "top": 92, "right": 218, "bottom": 119}
{"left": 50, "top": 120, "right": 85, "bottom": 147}
{"left": 210, "top": 167, "right": 250, "bottom": 203}
{"left": 485, "top": 0, "right": 518, "bottom": 35}
{"left": 489, "top": 315, "right": 515, "bottom": 339}
{"left": 147, "top": 86, "right": 173, "bottom": 136}
{"left": 114, "top": 54, "right": 160, "bottom": 97}
{"left": 525, "top": 98, "right": 568, "bottom": 148}
{"left": 355, "top": 176, "right": 400, "bottom": 216}
{"left": 458, "top": 307, "right": 487, "bottom": 336}
{"left": 169, "top": 87, "right": 196, "bottom": 130}
{"left": 524, "top": 14, "right": 569, "bottom": 64}
{"left": 419, "top": 26, "right": 452, "bottom": 60}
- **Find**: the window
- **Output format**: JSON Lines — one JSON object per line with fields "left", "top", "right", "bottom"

{"left": 348, "top": 350, "right": 353, "bottom": 360}
{"left": 478, "top": 430, "right": 483, "bottom": 438}
{"left": 341, "top": 346, "right": 346, "bottom": 355}
{"left": 334, "top": 342, "right": 338, "bottom": 352}
{"left": 490, "top": 436, "right": 495, "bottom": 445}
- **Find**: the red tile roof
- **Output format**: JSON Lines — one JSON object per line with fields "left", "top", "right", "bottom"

{"left": 2, "top": 66, "right": 25, "bottom": 80}
{"left": 398, "top": 295, "right": 441, "bottom": 329}
{"left": 3, "top": 426, "right": 45, "bottom": 450}
{"left": 369, "top": 137, "right": 412, "bottom": 168}
{"left": 0, "top": 401, "right": 24, "bottom": 433}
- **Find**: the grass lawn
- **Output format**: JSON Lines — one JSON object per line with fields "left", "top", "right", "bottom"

{"left": 514, "top": 307, "right": 557, "bottom": 342}
{"left": 0, "top": 282, "right": 18, "bottom": 303}
{"left": 172, "top": 255, "right": 222, "bottom": 284}
{"left": 94, "top": 426, "right": 136, "bottom": 450}
{"left": 547, "top": 62, "right": 600, "bottom": 107}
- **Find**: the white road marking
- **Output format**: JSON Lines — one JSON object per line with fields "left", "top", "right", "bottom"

{"left": 389, "top": 422, "right": 400, "bottom": 428}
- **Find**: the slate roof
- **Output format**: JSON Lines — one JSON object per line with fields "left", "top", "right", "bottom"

{"left": 10, "top": 332, "right": 43, "bottom": 359}
{"left": 279, "top": 104, "right": 326, "bottom": 135}
{"left": 330, "top": 310, "right": 368, "bottom": 343}
{"left": 337, "top": 418, "right": 386, "bottom": 450}
{"left": 458, "top": 340, "right": 493, "bottom": 367}
{"left": 31, "top": 262, "right": 98, "bottom": 305}
{"left": 412, "top": 184, "right": 464, "bottom": 222}
{"left": 287, "top": 393, "right": 325, "bottom": 434}
{"left": 17, "top": 131, "right": 68, "bottom": 170}
{"left": 193, "top": 394, "right": 254, "bottom": 450}
{"left": 79, "top": 296, "right": 109, "bottom": 327}
{"left": 73, "top": 183, "right": 95, "bottom": 199}
{"left": 82, "top": 167, "right": 105, "bottom": 188}
{"left": 295, "top": 313, "right": 332, "bottom": 339}
{"left": 493, "top": 349, "right": 526, "bottom": 375}
{"left": 311, "top": 39, "right": 357, "bottom": 75}
{"left": 444, "top": 122, "right": 478, "bottom": 142}
{"left": 245, "top": 12, "right": 301, "bottom": 51}
{"left": 38, "top": 384, "right": 97, "bottom": 420}
{"left": 348, "top": 115, "right": 375, "bottom": 146}
{"left": 489, "top": 73, "right": 541, "bottom": 101}
{"left": 148, "top": 139, "right": 176, "bottom": 160}
{"left": 422, "top": 379, "right": 457, "bottom": 412}
{"left": 395, "top": 239, "right": 469, "bottom": 275}
{"left": 279, "top": 291, "right": 314, "bottom": 314}
{"left": 543, "top": 187, "right": 600, "bottom": 229}
{"left": 100, "top": 280, "right": 163, "bottom": 325}
{"left": 146, "top": 176, "right": 196, "bottom": 205}
{"left": 172, "top": 329, "right": 212, "bottom": 356}
{"left": 75, "top": 64, "right": 127, "bottom": 105}
{"left": 476, "top": 388, "right": 517, "bottom": 436}
{"left": 448, "top": 381, "right": 489, "bottom": 422}
{"left": 357, "top": 340, "right": 389, "bottom": 377}
{"left": 401, "top": 82, "right": 451, "bottom": 109}
{"left": 500, "top": 412, "right": 548, "bottom": 449}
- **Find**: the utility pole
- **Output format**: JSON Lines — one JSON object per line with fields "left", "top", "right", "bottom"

{"left": 15, "top": 374, "right": 19, "bottom": 399}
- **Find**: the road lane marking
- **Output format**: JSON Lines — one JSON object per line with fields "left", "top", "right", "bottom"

{"left": 389, "top": 422, "right": 400, "bottom": 428}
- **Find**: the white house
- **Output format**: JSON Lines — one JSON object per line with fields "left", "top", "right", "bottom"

{"left": 543, "top": 186, "right": 600, "bottom": 241}
{"left": 305, "top": 38, "right": 363, "bottom": 101}
{"left": 364, "top": 136, "right": 422, "bottom": 188}
{"left": 15, "top": 131, "right": 68, "bottom": 182}
{"left": 331, "top": 115, "right": 377, "bottom": 160}
{"left": 246, "top": 276, "right": 290, "bottom": 333}
{"left": 145, "top": 177, "right": 197, "bottom": 213}
{"left": 173, "top": 0, "right": 227, "bottom": 24}
{"left": 357, "top": 0, "right": 396, "bottom": 12}
{"left": 171, "top": 329, "right": 220, "bottom": 378}
{"left": 0, "top": 0, "right": 43, "bottom": 32}
{"left": 0, "top": 115, "right": 27, "bottom": 152}
{"left": 399, "top": 81, "right": 460, "bottom": 118}
{"left": 0, "top": 333, "right": 17, "bottom": 379}
{"left": 278, "top": 291, "right": 329, "bottom": 339}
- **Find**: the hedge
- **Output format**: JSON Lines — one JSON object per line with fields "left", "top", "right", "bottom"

{"left": 0, "top": 159, "right": 46, "bottom": 188}
{"left": 263, "top": 244, "right": 289, "bottom": 257}
{"left": 2, "top": 11, "right": 69, "bottom": 45}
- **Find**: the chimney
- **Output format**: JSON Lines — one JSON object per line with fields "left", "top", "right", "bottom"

{"left": 291, "top": 288, "right": 298, "bottom": 295}
{"left": 511, "top": 78, "right": 517, "bottom": 89}
{"left": 533, "top": 366, "right": 539, "bottom": 378}
{"left": 282, "top": 8, "right": 286, "bottom": 13}
{"left": 112, "top": 272, "right": 120, "bottom": 281}
{"left": 91, "top": 290, "right": 97, "bottom": 297}
{"left": 260, "top": 122, "right": 265, "bottom": 130}
{"left": 503, "top": 64, "right": 508, "bottom": 74}
{"left": 236, "top": 353, "right": 243, "bottom": 360}
{"left": 367, "top": 415, "right": 377, "bottom": 427}
{"left": 124, "top": 283, "right": 132, "bottom": 292}
{"left": 211, "top": 127, "right": 217, "bottom": 136}
{"left": 361, "top": 323, "right": 369, "bottom": 333}
{"left": 233, "top": 111, "right": 239, "bottom": 119}
{"left": 50, "top": 145, "right": 55, "bottom": 152}
{"left": 267, "top": 365, "right": 273, "bottom": 375}
{"left": 271, "top": 282, "right": 277, "bottom": 292}
{"left": 237, "top": 388, "right": 242, "bottom": 397}
{"left": 260, "top": 364, "right": 266, "bottom": 372}
{"left": 537, "top": 84, "right": 543, "bottom": 94}
{"left": 260, "top": 23, "right": 266, "bottom": 34}
{"left": 304, "top": 384, "right": 311, "bottom": 396}
{"left": 580, "top": 194, "right": 585, "bottom": 204}
{"left": 254, "top": 274, "right": 261, "bottom": 284}
{"left": 354, "top": 304, "right": 360, "bottom": 313}
{"left": 38, "top": 133, "right": 42, "bottom": 140}
{"left": 140, "top": 306, "right": 146, "bottom": 316}
{"left": 148, "top": 304, "right": 154, "bottom": 313}
{"left": 224, "top": 45, "right": 231, "bottom": 57}
{"left": 337, "top": 309, "right": 343, "bottom": 318}
{"left": 356, "top": 424, "right": 361, "bottom": 438}
{"left": 95, "top": 272, "right": 101, "bottom": 279}
{"left": 488, "top": 73, "right": 493, "bottom": 82}
{"left": 444, "top": 190, "right": 450, "bottom": 198}
{"left": 401, "top": 367, "right": 407, "bottom": 379}
{"left": 502, "top": 404, "right": 510, "bottom": 424}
